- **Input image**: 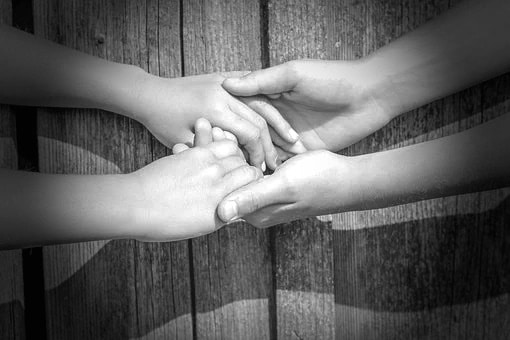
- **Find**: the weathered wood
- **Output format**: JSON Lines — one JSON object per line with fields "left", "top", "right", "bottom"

{"left": 182, "top": 1, "right": 274, "bottom": 339}
{"left": 267, "top": 1, "right": 335, "bottom": 338}
{"left": 0, "top": 1, "right": 26, "bottom": 338}
{"left": 33, "top": 0, "right": 193, "bottom": 338}
{"left": 333, "top": 0, "right": 510, "bottom": 339}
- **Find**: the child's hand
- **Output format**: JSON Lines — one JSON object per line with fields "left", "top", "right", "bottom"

{"left": 217, "top": 150, "right": 358, "bottom": 228}
{"left": 122, "top": 72, "right": 300, "bottom": 170}
{"left": 130, "top": 118, "right": 263, "bottom": 241}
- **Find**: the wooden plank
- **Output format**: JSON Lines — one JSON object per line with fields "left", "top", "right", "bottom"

{"left": 0, "top": 1, "right": 26, "bottom": 338}
{"left": 33, "top": 1, "right": 193, "bottom": 338}
{"left": 182, "top": 1, "right": 274, "bottom": 339}
{"left": 333, "top": 0, "right": 510, "bottom": 339}
{"left": 267, "top": 1, "right": 335, "bottom": 339}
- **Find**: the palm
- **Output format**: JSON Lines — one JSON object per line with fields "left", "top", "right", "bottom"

{"left": 270, "top": 86, "right": 390, "bottom": 152}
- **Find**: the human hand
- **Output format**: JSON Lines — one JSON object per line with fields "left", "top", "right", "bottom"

{"left": 217, "top": 150, "right": 360, "bottom": 228}
{"left": 130, "top": 118, "right": 263, "bottom": 241}
{"left": 222, "top": 59, "right": 396, "bottom": 155}
{"left": 122, "top": 71, "right": 301, "bottom": 170}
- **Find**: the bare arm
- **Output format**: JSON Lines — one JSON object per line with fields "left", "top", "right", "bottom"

{"left": 367, "top": 0, "right": 510, "bottom": 115}
{"left": 0, "top": 123, "right": 260, "bottom": 249}
{"left": 0, "top": 24, "right": 140, "bottom": 110}
{"left": 0, "top": 170, "right": 140, "bottom": 249}
{"left": 355, "top": 113, "right": 510, "bottom": 210}
{"left": 217, "top": 113, "right": 510, "bottom": 227}
{"left": 0, "top": 25, "right": 297, "bottom": 169}
{"left": 222, "top": 0, "right": 510, "bottom": 153}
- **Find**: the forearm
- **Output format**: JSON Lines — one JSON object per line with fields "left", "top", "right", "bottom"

{"left": 364, "top": 0, "right": 510, "bottom": 116}
{"left": 351, "top": 113, "right": 510, "bottom": 210}
{"left": 0, "top": 170, "right": 142, "bottom": 249}
{"left": 0, "top": 25, "right": 145, "bottom": 116}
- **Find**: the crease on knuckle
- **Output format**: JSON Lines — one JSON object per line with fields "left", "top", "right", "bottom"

{"left": 245, "top": 128, "right": 261, "bottom": 143}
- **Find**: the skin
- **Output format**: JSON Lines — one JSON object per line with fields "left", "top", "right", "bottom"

{"left": 223, "top": 0, "right": 510, "bottom": 155}
{"left": 0, "top": 25, "right": 302, "bottom": 170}
{"left": 218, "top": 0, "right": 510, "bottom": 225}
{"left": 0, "top": 119, "right": 261, "bottom": 249}
{"left": 218, "top": 114, "right": 510, "bottom": 227}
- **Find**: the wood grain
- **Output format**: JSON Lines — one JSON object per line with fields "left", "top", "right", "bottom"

{"left": 182, "top": 1, "right": 274, "bottom": 339}
{"left": 33, "top": 0, "right": 193, "bottom": 338}
{"left": 267, "top": 1, "right": 335, "bottom": 338}
{"left": 333, "top": 0, "right": 510, "bottom": 339}
{"left": 0, "top": 1, "right": 26, "bottom": 338}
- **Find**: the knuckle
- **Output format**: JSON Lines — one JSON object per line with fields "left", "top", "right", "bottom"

{"left": 196, "top": 147, "right": 215, "bottom": 162}
{"left": 254, "top": 115, "right": 268, "bottom": 129}
{"left": 245, "top": 128, "right": 261, "bottom": 143}
{"left": 205, "top": 163, "right": 223, "bottom": 178}
{"left": 240, "top": 165, "right": 260, "bottom": 180}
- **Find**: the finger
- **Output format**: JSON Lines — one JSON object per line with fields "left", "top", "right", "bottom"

{"left": 219, "top": 70, "right": 251, "bottom": 78}
{"left": 193, "top": 118, "right": 213, "bottom": 146}
{"left": 205, "top": 140, "right": 243, "bottom": 159}
{"left": 240, "top": 96, "right": 299, "bottom": 144}
{"left": 215, "top": 108, "right": 264, "bottom": 169}
{"left": 266, "top": 93, "right": 281, "bottom": 100}
{"left": 224, "top": 131, "right": 238, "bottom": 144}
{"left": 229, "top": 99, "right": 278, "bottom": 170}
{"left": 223, "top": 131, "right": 246, "bottom": 161}
{"left": 180, "top": 131, "right": 195, "bottom": 148}
{"left": 217, "top": 175, "right": 289, "bottom": 222}
{"left": 212, "top": 127, "right": 226, "bottom": 141}
{"left": 221, "top": 165, "right": 264, "bottom": 196}
{"left": 244, "top": 203, "right": 298, "bottom": 228}
{"left": 219, "top": 156, "right": 246, "bottom": 172}
{"left": 221, "top": 62, "right": 298, "bottom": 96}
{"left": 268, "top": 127, "right": 307, "bottom": 154}
{"left": 275, "top": 146, "right": 293, "bottom": 162}
{"left": 172, "top": 143, "right": 190, "bottom": 154}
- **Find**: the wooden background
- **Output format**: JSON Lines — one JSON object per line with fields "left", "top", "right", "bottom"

{"left": 0, "top": 0, "right": 509, "bottom": 339}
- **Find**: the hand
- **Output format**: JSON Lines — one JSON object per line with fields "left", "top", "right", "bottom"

{"left": 130, "top": 119, "right": 263, "bottom": 241}
{"left": 222, "top": 59, "right": 395, "bottom": 154}
{"left": 123, "top": 71, "right": 301, "bottom": 170}
{"left": 217, "top": 150, "right": 359, "bottom": 228}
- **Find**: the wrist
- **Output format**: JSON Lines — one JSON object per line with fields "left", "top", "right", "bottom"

{"left": 102, "top": 173, "right": 149, "bottom": 240}
{"left": 360, "top": 54, "right": 409, "bottom": 120}
{"left": 96, "top": 63, "right": 150, "bottom": 120}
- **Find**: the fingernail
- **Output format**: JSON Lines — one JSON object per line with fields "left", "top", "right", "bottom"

{"left": 261, "top": 161, "right": 266, "bottom": 172}
{"left": 222, "top": 201, "right": 239, "bottom": 221}
{"left": 290, "top": 140, "right": 308, "bottom": 154}
{"left": 288, "top": 129, "right": 300, "bottom": 142}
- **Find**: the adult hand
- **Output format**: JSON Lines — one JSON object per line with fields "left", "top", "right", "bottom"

{"left": 222, "top": 59, "right": 396, "bottom": 154}
{"left": 122, "top": 72, "right": 301, "bottom": 170}
{"left": 131, "top": 118, "right": 262, "bottom": 241}
{"left": 217, "top": 150, "right": 360, "bottom": 228}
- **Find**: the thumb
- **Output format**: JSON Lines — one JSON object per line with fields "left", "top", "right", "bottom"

{"left": 217, "top": 174, "right": 287, "bottom": 222}
{"left": 222, "top": 62, "right": 297, "bottom": 96}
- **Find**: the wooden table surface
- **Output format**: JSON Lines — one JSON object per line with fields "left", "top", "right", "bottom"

{"left": 1, "top": 0, "right": 509, "bottom": 339}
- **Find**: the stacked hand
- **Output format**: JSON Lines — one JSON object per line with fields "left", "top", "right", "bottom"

{"left": 217, "top": 150, "right": 359, "bottom": 228}
{"left": 222, "top": 59, "right": 395, "bottom": 157}
{"left": 211, "top": 59, "right": 395, "bottom": 226}
{"left": 132, "top": 118, "right": 262, "bottom": 241}
{"left": 123, "top": 72, "right": 305, "bottom": 170}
